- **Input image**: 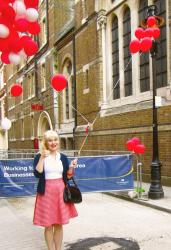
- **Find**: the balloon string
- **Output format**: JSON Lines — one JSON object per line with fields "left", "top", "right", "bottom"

{"left": 91, "top": 54, "right": 140, "bottom": 127}
{"left": 77, "top": 131, "right": 89, "bottom": 157}
{"left": 22, "top": 67, "right": 90, "bottom": 124}
{"left": 56, "top": 91, "right": 90, "bottom": 124}
{"left": 16, "top": 53, "right": 140, "bottom": 157}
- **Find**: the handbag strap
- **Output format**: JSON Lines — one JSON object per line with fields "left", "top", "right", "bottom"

{"left": 66, "top": 177, "right": 78, "bottom": 187}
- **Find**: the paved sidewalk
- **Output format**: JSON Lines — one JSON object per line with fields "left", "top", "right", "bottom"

{"left": 108, "top": 181, "right": 171, "bottom": 214}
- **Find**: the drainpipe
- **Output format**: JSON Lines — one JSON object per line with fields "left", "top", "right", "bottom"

{"left": 73, "top": 32, "right": 77, "bottom": 151}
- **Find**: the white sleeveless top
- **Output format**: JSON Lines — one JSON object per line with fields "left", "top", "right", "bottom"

{"left": 44, "top": 152, "right": 63, "bottom": 180}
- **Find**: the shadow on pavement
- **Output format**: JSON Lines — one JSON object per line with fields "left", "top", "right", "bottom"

{"left": 65, "top": 236, "right": 140, "bottom": 250}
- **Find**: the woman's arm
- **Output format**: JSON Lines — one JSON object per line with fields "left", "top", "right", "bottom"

{"left": 35, "top": 156, "right": 45, "bottom": 173}
{"left": 35, "top": 149, "right": 49, "bottom": 173}
{"left": 33, "top": 150, "right": 49, "bottom": 178}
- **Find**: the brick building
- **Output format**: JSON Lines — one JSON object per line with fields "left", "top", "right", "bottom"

{"left": 4, "top": 0, "right": 171, "bottom": 185}
{"left": 0, "top": 63, "right": 8, "bottom": 149}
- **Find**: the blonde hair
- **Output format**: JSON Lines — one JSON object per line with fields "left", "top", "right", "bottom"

{"left": 42, "top": 130, "right": 59, "bottom": 150}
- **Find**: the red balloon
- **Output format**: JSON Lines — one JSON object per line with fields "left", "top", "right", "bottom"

{"left": 129, "top": 39, "right": 140, "bottom": 54}
{"left": 51, "top": 74, "right": 68, "bottom": 92}
{"left": 144, "top": 28, "right": 154, "bottom": 38}
{"left": 15, "top": 19, "right": 29, "bottom": 32}
{"left": 147, "top": 16, "right": 157, "bottom": 27}
{"left": 28, "top": 21, "right": 40, "bottom": 35}
{"left": 140, "top": 37, "right": 152, "bottom": 53}
{"left": 1, "top": 52, "right": 10, "bottom": 64}
{"left": 132, "top": 137, "right": 141, "bottom": 146}
{"left": 0, "top": 0, "right": 8, "bottom": 13}
{"left": 1, "top": 5, "right": 16, "bottom": 24}
{"left": 134, "top": 144, "right": 146, "bottom": 154}
{"left": 24, "top": 0, "right": 39, "bottom": 8}
{"left": 20, "top": 35, "right": 32, "bottom": 46}
{"left": 23, "top": 39, "right": 38, "bottom": 56}
{"left": 126, "top": 140, "right": 136, "bottom": 151}
{"left": 10, "top": 84, "right": 23, "bottom": 97}
{"left": 135, "top": 28, "right": 144, "bottom": 40}
{"left": 153, "top": 28, "right": 160, "bottom": 39}
{"left": 9, "top": 37, "right": 23, "bottom": 53}
{"left": 0, "top": 38, "right": 10, "bottom": 52}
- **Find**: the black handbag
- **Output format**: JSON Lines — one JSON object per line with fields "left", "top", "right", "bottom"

{"left": 63, "top": 177, "right": 82, "bottom": 204}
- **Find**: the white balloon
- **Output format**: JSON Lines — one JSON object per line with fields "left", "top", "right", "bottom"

{"left": 13, "top": 1, "right": 26, "bottom": 16}
{"left": 0, "top": 24, "right": 9, "bottom": 38}
{"left": 1, "top": 118, "right": 12, "bottom": 130}
{"left": 26, "top": 8, "right": 39, "bottom": 22}
{"left": 9, "top": 53, "right": 21, "bottom": 65}
{"left": 18, "top": 49, "right": 27, "bottom": 60}
{"left": 15, "top": 14, "right": 26, "bottom": 20}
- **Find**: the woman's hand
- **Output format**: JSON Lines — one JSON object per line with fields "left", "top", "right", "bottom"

{"left": 41, "top": 149, "right": 50, "bottom": 159}
{"left": 70, "top": 159, "right": 77, "bottom": 168}
{"left": 67, "top": 159, "right": 77, "bottom": 178}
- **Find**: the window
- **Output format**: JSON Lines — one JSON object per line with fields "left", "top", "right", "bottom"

{"left": 28, "top": 72, "right": 35, "bottom": 98}
{"left": 62, "top": 59, "right": 74, "bottom": 120}
{"left": 139, "top": 0, "right": 150, "bottom": 92}
{"left": 153, "top": 0, "right": 167, "bottom": 88}
{"left": 20, "top": 81, "right": 23, "bottom": 103}
{"left": 41, "top": 17, "right": 47, "bottom": 46}
{"left": 9, "top": 89, "right": 15, "bottom": 109}
{"left": 65, "top": 86, "right": 69, "bottom": 120}
{"left": 82, "top": 0, "right": 88, "bottom": 21}
{"left": 85, "top": 69, "right": 89, "bottom": 89}
{"left": 71, "top": 76, "right": 75, "bottom": 118}
{"left": 21, "top": 119, "right": 24, "bottom": 139}
{"left": 0, "top": 70, "right": 3, "bottom": 89}
{"left": 112, "top": 16, "right": 120, "bottom": 99}
{"left": 41, "top": 63, "right": 46, "bottom": 91}
{"left": 123, "top": 7, "right": 132, "bottom": 97}
{"left": 31, "top": 115, "right": 34, "bottom": 138}
{"left": 10, "top": 121, "right": 15, "bottom": 141}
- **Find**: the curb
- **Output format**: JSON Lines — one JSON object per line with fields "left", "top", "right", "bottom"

{"left": 105, "top": 192, "right": 171, "bottom": 214}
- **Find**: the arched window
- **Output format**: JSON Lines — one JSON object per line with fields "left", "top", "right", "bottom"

{"left": 112, "top": 16, "right": 120, "bottom": 99}
{"left": 62, "top": 59, "right": 74, "bottom": 120}
{"left": 139, "top": 0, "right": 150, "bottom": 92}
{"left": 153, "top": 0, "right": 167, "bottom": 88}
{"left": 123, "top": 7, "right": 132, "bottom": 97}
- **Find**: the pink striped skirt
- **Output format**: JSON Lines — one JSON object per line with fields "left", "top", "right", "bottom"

{"left": 33, "top": 178, "right": 78, "bottom": 227}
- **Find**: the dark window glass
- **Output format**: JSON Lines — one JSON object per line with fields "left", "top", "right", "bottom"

{"left": 71, "top": 76, "right": 75, "bottom": 118}
{"left": 123, "top": 7, "right": 132, "bottom": 96}
{"left": 153, "top": 0, "right": 167, "bottom": 88}
{"left": 66, "top": 86, "right": 69, "bottom": 120}
{"left": 112, "top": 16, "right": 120, "bottom": 99}
{"left": 139, "top": 0, "right": 150, "bottom": 92}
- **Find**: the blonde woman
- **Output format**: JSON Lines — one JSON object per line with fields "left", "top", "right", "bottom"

{"left": 33, "top": 130, "right": 78, "bottom": 250}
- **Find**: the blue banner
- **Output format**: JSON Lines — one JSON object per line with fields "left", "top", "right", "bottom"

{"left": 0, "top": 154, "right": 134, "bottom": 197}
{"left": 0, "top": 159, "right": 36, "bottom": 197}
{"left": 72, "top": 155, "right": 134, "bottom": 192}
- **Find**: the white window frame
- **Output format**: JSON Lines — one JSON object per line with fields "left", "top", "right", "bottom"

{"left": 41, "top": 63, "right": 46, "bottom": 91}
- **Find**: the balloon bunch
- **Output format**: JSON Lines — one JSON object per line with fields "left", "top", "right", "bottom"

{"left": 129, "top": 16, "right": 160, "bottom": 54}
{"left": 125, "top": 137, "right": 146, "bottom": 154}
{"left": 0, "top": 0, "right": 40, "bottom": 65}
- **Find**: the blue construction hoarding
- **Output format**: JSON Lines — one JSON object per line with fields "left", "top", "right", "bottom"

{"left": 0, "top": 154, "right": 134, "bottom": 197}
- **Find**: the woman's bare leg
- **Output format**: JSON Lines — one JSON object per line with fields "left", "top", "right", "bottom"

{"left": 53, "top": 224, "right": 63, "bottom": 250}
{"left": 44, "top": 226, "right": 54, "bottom": 250}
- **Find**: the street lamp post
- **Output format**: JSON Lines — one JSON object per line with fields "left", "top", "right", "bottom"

{"left": 142, "top": 5, "right": 164, "bottom": 199}
{"left": 148, "top": 5, "right": 164, "bottom": 199}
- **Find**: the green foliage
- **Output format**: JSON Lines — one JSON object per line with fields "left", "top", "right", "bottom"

{"left": 134, "top": 187, "right": 145, "bottom": 193}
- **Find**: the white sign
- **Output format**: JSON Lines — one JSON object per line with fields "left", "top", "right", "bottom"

{"left": 155, "top": 96, "right": 162, "bottom": 108}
